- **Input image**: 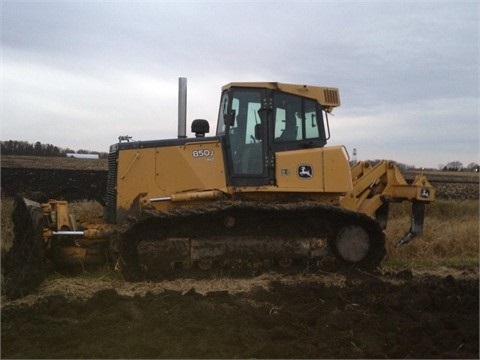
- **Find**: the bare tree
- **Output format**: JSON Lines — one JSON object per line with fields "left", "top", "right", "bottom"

{"left": 445, "top": 161, "right": 463, "bottom": 171}
{"left": 466, "top": 162, "right": 479, "bottom": 172}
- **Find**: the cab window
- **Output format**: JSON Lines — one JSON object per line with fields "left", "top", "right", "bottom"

{"left": 228, "top": 89, "right": 264, "bottom": 175}
{"left": 274, "top": 93, "right": 302, "bottom": 142}
{"left": 216, "top": 90, "right": 229, "bottom": 135}
{"left": 273, "top": 93, "right": 324, "bottom": 143}
{"left": 305, "top": 99, "right": 320, "bottom": 139}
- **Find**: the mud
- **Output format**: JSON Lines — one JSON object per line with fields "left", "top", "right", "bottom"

{"left": 1, "top": 269, "right": 478, "bottom": 359}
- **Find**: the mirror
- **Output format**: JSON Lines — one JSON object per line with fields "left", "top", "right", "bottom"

{"left": 254, "top": 124, "right": 263, "bottom": 140}
{"left": 224, "top": 109, "right": 236, "bottom": 126}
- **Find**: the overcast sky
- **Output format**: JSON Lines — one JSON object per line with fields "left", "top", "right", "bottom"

{"left": 2, "top": 1, "right": 478, "bottom": 168}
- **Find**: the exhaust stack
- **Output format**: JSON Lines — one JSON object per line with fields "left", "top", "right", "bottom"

{"left": 178, "top": 77, "right": 187, "bottom": 138}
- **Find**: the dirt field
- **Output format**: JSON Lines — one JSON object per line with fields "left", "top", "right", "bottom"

{"left": 1, "top": 157, "right": 479, "bottom": 359}
{"left": 2, "top": 268, "right": 478, "bottom": 359}
{"left": 0, "top": 155, "right": 107, "bottom": 171}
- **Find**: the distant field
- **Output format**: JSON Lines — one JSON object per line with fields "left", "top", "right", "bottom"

{"left": 1, "top": 155, "right": 478, "bottom": 177}
{"left": 403, "top": 169, "right": 479, "bottom": 183}
{"left": 1, "top": 155, "right": 107, "bottom": 171}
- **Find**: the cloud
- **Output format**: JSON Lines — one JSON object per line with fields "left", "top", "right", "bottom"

{"left": 1, "top": 1, "right": 478, "bottom": 168}
{"left": 332, "top": 96, "right": 479, "bottom": 167}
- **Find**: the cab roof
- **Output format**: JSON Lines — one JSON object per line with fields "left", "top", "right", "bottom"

{"left": 222, "top": 82, "right": 340, "bottom": 112}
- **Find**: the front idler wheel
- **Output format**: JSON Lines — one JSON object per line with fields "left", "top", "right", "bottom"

{"left": 330, "top": 225, "right": 370, "bottom": 264}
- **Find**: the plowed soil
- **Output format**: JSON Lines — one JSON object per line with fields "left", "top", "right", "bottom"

{"left": 1, "top": 269, "right": 478, "bottom": 359}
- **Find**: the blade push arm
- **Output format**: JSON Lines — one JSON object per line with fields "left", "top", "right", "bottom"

{"left": 340, "top": 160, "right": 436, "bottom": 245}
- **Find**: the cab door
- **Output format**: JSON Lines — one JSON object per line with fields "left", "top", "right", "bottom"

{"left": 267, "top": 91, "right": 330, "bottom": 185}
{"left": 223, "top": 88, "right": 272, "bottom": 186}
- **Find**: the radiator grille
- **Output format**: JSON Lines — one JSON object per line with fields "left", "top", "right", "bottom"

{"left": 105, "top": 150, "right": 118, "bottom": 224}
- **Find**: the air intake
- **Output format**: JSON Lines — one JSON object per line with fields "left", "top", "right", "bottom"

{"left": 324, "top": 88, "right": 340, "bottom": 105}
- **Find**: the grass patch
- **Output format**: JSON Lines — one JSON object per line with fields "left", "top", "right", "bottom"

{"left": 384, "top": 200, "right": 479, "bottom": 267}
{"left": 382, "top": 258, "right": 479, "bottom": 272}
{"left": 47, "top": 263, "right": 119, "bottom": 281}
{"left": 1, "top": 198, "right": 14, "bottom": 252}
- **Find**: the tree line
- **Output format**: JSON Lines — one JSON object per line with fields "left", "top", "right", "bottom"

{"left": 0, "top": 140, "right": 108, "bottom": 159}
{"left": 440, "top": 161, "right": 479, "bottom": 172}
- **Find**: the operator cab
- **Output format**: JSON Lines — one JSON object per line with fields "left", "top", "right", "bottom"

{"left": 216, "top": 82, "right": 340, "bottom": 187}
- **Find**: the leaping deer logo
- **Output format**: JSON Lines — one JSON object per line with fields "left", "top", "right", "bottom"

{"left": 298, "top": 165, "right": 313, "bottom": 179}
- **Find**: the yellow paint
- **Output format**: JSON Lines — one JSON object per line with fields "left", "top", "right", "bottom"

{"left": 116, "top": 140, "right": 227, "bottom": 212}
{"left": 275, "top": 146, "right": 352, "bottom": 192}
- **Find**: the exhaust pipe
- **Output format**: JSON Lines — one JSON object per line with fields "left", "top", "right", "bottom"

{"left": 178, "top": 77, "right": 187, "bottom": 138}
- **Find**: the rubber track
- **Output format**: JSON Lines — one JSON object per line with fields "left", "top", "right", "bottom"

{"left": 119, "top": 201, "right": 386, "bottom": 279}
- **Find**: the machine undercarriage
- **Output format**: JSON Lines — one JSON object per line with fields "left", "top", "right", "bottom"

{"left": 118, "top": 201, "right": 386, "bottom": 280}
{"left": 3, "top": 197, "right": 387, "bottom": 299}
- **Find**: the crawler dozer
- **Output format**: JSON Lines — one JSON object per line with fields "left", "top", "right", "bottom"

{"left": 3, "top": 78, "right": 436, "bottom": 298}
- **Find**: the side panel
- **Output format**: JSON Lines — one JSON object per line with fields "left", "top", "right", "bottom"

{"left": 275, "top": 148, "right": 325, "bottom": 189}
{"left": 275, "top": 146, "right": 352, "bottom": 192}
{"left": 116, "top": 147, "right": 157, "bottom": 213}
{"left": 322, "top": 146, "right": 353, "bottom": 192}
{"left": 155, "top": 140, "right": 227, "bottom": 195}
{"left": 115, "top": 140, "right": 227, "bottom": 219}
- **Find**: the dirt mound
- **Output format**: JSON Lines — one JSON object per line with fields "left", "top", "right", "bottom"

{"left": 2, "top": 270, "right": 478, "bottom": 359}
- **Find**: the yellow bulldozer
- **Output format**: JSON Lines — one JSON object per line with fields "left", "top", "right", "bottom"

{"left": 3, "top": 78, "right": 436, "bottom": 298}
